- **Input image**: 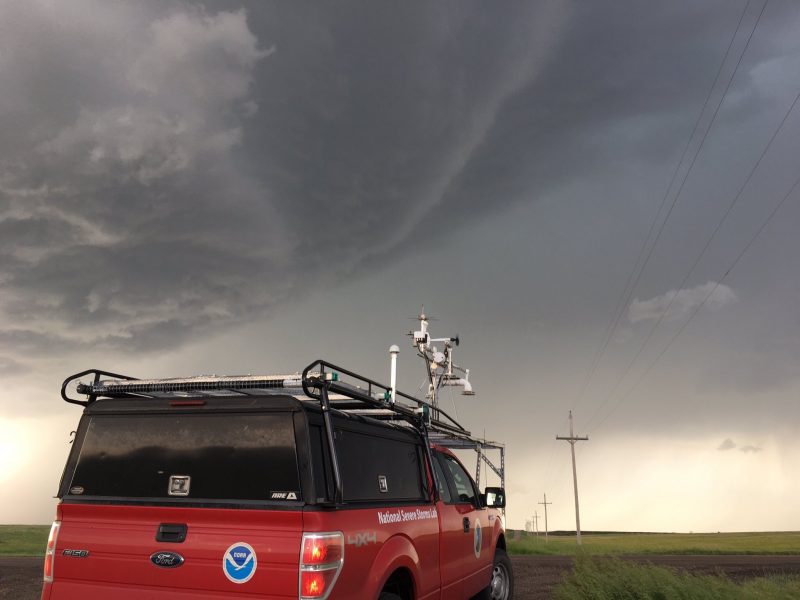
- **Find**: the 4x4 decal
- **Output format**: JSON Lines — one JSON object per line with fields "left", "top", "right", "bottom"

{"left": 346, "top": 531, "right": 377, "bottom": 547}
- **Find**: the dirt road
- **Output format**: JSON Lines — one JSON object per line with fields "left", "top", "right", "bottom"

{"left": 4, "top": 555, "right": 800, "bottom": 599}
{"left": 0, "top": 557, "right": 41, "bottom": 600}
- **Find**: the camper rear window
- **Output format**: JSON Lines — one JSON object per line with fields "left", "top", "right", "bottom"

{"left": 69, "top": 413, "right": 300, "bottom": 501}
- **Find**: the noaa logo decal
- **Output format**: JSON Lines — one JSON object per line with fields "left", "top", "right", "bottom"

{"left": 473, "top": 519, "right": 483, "bottom": 558}
{"left": 223, "top": 542, "right": 257, "bottom": 584}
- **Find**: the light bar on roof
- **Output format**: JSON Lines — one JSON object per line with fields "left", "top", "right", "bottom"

{"left": 76, "top": 374, "right": 306, "bottom": 398}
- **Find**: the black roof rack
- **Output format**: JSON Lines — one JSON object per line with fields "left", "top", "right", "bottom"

{"left": 61, "top": 360, "right": 469, "bottom": 437}
{"left": 60, "top": 359, "right": 504, "bottom": 503}
{"left": 301, "top": 359, "right": 469, "bottom": 437}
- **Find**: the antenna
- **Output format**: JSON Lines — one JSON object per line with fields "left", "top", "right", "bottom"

{"left": 408, "top": 307, "right": 473, "bottom": 407}
{"left": 556, "top": 411, "right": 589, "bottom": 545}
{"left": 388, "top": 345, "right": 400, "bottom": 403}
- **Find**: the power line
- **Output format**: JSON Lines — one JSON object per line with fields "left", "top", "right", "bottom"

{"left": 588, "top": 172, "right": 800, "bottom": 435}
{"left": 539, "top": 413, "right": 569, "bottom": 499}
{"left": 584, "top": 82, "right": 800, "bottom": 433}
{"left": 572, "top": 0, "right": 767, "bottom": 413}
{"left": 573, "top": 0, "right": 756, "bottom": 408}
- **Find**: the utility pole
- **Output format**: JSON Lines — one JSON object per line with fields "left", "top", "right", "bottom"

{"left": 556, "top": 411, "right": 589, "bottom": 545}
{"left": 533, "top": 511, "right": 539, "bottom": 536}
{"left": 538, "top": 493, "right": 552, "bottom": 542}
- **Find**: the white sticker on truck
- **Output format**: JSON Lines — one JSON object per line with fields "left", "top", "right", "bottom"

{"left": 377, "top": 507, "right": 438, "bottom": 524}
{"left": 223, "top": 542, "right": 257, "bottom": 584}
{"left": 270, "top": 491, "right": 299, "bottom": 500}
{"left": 473, "top": 519, "right": 482, "bottom": 558}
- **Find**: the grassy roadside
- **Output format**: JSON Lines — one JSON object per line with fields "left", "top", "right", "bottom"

{"left": 508, "top": 531, "right": 800, "bottom": 556}
{"left": 554, "top": 556, "right": 800, "bottom": 600}
{"left": 0, "top": 525, "right": 49, "bottom": 556}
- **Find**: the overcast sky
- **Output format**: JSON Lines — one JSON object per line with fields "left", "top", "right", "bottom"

{"left": 2, "top": 0, "right": 800, "bottom": 532}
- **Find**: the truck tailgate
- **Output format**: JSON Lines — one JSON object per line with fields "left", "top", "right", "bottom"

{"left": 45, "top": 503, "right": 302, "bottom": 599}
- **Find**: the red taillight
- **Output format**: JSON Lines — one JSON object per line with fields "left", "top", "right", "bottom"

{"left": 301, "top": 571, "right": 326, "bottom": 596}
{"left": 43, "top": 520, "right": 60, "bottom": 583}
{"left": 299, "top": 532, "right": 344, "bottom": 600}
{"left": 302, "top": 535, "right": 343, "bottom": 565}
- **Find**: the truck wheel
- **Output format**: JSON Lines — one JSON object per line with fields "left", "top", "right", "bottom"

{"left": 475, "top": 548, "right": 513, "bottom": 600}
{"left": 379, "top": 594, "right": 402, "bottom": 600}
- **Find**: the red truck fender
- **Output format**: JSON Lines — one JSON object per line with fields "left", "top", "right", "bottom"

{"left": 364, "top": 533, "right": 422, "bottom": 599}
{"left": 493, "top": 521, "right": 506, "bottom": 551}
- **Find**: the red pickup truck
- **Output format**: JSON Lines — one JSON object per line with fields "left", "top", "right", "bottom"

{"left": 43, "top": 360, "right": 513, "bottom": 600}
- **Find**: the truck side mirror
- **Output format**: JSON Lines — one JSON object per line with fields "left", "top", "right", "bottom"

{"left": 484, "top": 487, "right": 505, "bottom": 509}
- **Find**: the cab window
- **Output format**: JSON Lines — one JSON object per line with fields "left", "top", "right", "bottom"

{"left": 432, "top": 455, "right": 452, "bottom": 503}
{"left": 439, "top": 453, "right": 478, "bottom": 506}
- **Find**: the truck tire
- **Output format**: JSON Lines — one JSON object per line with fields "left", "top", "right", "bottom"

{"left": 379, "top": 594, "right": 403, "bottom": 600}
{"left": 474, "top": 548, "right": 513, "bottom": 600}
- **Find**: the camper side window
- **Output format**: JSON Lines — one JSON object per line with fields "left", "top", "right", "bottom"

{"left": 335, "top": 428, "right": 425, "bottom": 502}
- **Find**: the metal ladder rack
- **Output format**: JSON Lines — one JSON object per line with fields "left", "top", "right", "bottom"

{"left": 301, "top": 359, "right": 470, "bottom": 436}
{"left": 60, "top": 359, "right": 504, "bottom": 500}
{"left": 300, "top": 360, "right": 505, "bottom": 499}
{"left": 61, "top": 362, "right": 467, "bottom": 437}
{"left": 429, "top": 433, "right": 506, "bottom": 494}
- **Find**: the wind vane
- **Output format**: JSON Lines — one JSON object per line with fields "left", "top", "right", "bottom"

{"left": 408, "top": 306, "right": 474, "bottom": 408}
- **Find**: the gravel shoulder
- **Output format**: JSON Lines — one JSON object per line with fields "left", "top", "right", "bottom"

{"left": 0, "top": 557, "right": 42, "bottom": 600}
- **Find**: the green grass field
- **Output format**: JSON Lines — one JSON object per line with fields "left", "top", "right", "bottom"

{"left": 554, "top": 556, "right": 800, "bottom": 600}
{"left": 2, "top": 526, "right": 800, "bottom": 558}
{"left": 0, "top": 525, "right": 50, "bottom": 556}
{"left": 508, "top": 531, "right": 800, "bottom": 556}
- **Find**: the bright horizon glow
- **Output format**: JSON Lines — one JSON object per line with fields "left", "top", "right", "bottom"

{"left": 1, "top": 405, "right": 799, "bottom": 532}
{"left": 0, "top": 419, "right": 29, "bottom": 486}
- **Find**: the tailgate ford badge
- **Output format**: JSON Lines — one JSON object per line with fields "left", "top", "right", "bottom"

{"left": 150, "top": 551, "right": 185, "bottom": 568}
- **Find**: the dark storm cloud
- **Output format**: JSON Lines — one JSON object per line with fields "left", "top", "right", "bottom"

{"left": 239, "top": 1, "right": 570, "bottom": 250}
{"left": 0, "top": 1, "right": 289, "bottom": 355}
{"left": 1, "top": 0, "right": 796, "bottom": 360}
{"left": 407, "top": 0, "right": 787, "bottom": 240}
